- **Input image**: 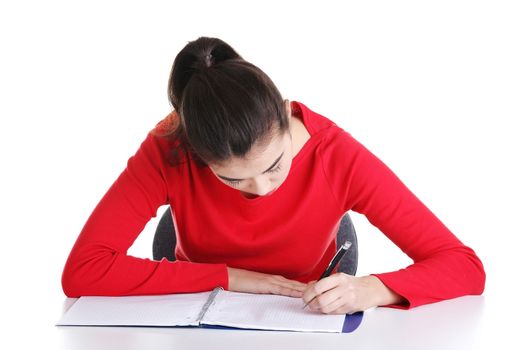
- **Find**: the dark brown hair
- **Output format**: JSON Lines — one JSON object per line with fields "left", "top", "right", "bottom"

{"left": 150, "top": 36, "right": 289, "bottom": 167}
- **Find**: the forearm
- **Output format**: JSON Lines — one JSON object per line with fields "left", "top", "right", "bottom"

{"left": 62, "top": 243, "right": 228, "bottom": 297}
{"left": 370, "top": 248, "right": 485, "bottom": 309}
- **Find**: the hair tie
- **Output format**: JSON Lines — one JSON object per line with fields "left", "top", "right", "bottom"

{"left": 204, "top": 53, "right": 213, "bottom": 67}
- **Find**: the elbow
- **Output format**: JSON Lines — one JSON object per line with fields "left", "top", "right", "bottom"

{"left": 61, "top": 244, "right": 119, "bottom": 297}
{"left": 61, "top": 254, "right": 91, "bottom": 297}
{"left": 462, "top": 246, "right": 486, "bottom": 296}
{"left": 61, "top": 267, "right": 80, "bottom": 298}
{"left": 471, "top": 255, "right": 486, "bottom": 296}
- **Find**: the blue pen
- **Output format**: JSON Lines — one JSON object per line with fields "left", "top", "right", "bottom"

{"left": 302, "top": 240, "right": 352, "bottom": 309}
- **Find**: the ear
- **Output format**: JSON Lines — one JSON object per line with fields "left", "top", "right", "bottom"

{"left": 284, "top": 99, "right": 292, "bottom": 121}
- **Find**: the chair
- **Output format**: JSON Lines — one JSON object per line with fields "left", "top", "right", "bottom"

{"left": 153, "top": 207, "right": 358, "bottom": 275}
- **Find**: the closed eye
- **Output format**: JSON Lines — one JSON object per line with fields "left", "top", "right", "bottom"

{"left": 267, "top": 163, "right": 282, "bottom": 173}
{"left": 218, "top": 151, "right": 284, "bottom": 184}
{"left": 227, "top": 179, "right": 242, "bottom": 187}
{"left": 226, "top": 163, "right": 282, "bottom": 187}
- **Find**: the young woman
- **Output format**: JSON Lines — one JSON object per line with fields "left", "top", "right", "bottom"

{"left": 61, "top": 36, "right": 485, "bottom": 315}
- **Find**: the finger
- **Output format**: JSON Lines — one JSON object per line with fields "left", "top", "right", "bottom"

{"left": 268, "top": 279, "right": 305, "bottom": 297}
{"left": 307, "top": 292, "right": 336, "bottom": 312}
{"left": 301, "top": 282, "right": 316, "bottom": 305}
{"left": 303, "top": 295, "right": 318, "bottom": 310}
{"left": 271, "top": 284, "right": 304, "bottom": 298}
{"left": 304, "top": 289, "right": 327, "bottom": 308}
{"left": 321, "top": 296, "right": 346, "bottom": 314}
{"left": 313, "top": 286, "right": 342, "bottom": 311}
{"left": 315, "top": 285, "right": 349, "bottom": 313}
{"left": 302, "top": 288, "right": 317, "bottom": 306}
{"left": 318, "top": 283, "right": 360, "bottom": 314}
{"left": 303, "top": 276, "right": 339, "bottom": 305}
{"left": 288, "top": 281, "right": 308, "bottom": 292}
{"left": 277, "top": 276, "right": 308, "bottom": 289}
{"left": 273, "top": 276, "right": 307, "bottom": 292}
{"left": 314, "top": 273, "right": 345, "bottom": 293}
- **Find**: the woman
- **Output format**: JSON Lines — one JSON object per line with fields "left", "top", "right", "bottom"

{"left": 61, "top": 36, "right": 485, "bottom": 315}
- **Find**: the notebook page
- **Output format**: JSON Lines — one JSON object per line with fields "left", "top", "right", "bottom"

{"left": 57, "top": 291, "right": 212, "bottom": 326}
{"left": 201, "top": 291, "right": 346, "bottom": 333}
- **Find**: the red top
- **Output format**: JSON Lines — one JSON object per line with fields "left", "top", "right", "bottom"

{"left": 61, "top": 101, "right": 485, "bottom": 309}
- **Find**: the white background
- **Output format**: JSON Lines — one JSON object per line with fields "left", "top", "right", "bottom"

{"left": 1, "top": 0, "right": 523, "bottom": 348}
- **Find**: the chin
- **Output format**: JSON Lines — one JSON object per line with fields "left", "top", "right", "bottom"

{"left": 260, "top": 187, "right": 278, "bottom": 197}
{"left": 241, "top": 188, "right": 277, "bottom": 198}
{"left": 265, "top": 188, "right": 277, "bottom": 196}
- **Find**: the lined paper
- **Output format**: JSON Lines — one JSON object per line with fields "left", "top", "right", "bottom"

{"left": 57, "top": 291, "right": 211, "bottom": 326}
{"left": 202, "top": 290, "right": 346, "bottom": 333}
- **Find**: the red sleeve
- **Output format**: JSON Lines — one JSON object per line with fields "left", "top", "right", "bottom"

{"left": 321, "top": 129, "right": 486, "bottom": 309}
{"left": 61, "top": 132, "right": 228, "bottom": 297}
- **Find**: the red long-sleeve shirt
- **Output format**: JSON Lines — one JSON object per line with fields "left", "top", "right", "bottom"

{"left": 61, "top": 100, "right": 485, "bottom": 309}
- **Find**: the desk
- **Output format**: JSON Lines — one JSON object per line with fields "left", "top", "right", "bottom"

{"left": 54, "top": 295, "right": 510, "bottom": 350}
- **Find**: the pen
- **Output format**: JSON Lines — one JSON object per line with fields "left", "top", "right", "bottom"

{"left": 302, "top": 240, "right": 352, "bottom": 309}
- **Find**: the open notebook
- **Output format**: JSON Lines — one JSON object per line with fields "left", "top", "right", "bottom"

{"left": 57, "top": 287, "right": 363, "bottom": 333}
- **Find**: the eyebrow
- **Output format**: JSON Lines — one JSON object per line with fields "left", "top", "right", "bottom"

{"left": 217, "top": 151, "right": 285, "bottom": 182}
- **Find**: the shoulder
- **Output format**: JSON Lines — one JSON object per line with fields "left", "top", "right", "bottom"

{"left": 291, "top": 100, "right": 338, "bottom": 135}
{"left": 147, "top": 111, "right": 201, "bottom": 167}
{"left": 150, "top": 110, "right": 180, "bottom": 137}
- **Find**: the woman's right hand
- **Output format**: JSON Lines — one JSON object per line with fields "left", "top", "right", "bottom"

{"left": 226, "top": 267, "right": 307, "bottom": 298}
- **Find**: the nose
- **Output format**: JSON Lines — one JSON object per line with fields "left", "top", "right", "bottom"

{"left": 250, "top": 177, "right": 273, "bottom": 196}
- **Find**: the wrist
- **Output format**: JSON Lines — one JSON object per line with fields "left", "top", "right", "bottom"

{"left": 226, "top": 267, "right": 235, "bottom": 289}
{"left": 363, "top": 275, "right": 405, "bottom": 307}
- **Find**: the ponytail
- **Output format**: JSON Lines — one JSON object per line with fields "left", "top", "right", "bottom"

{"left": 151, "top": 36, "right": 289, "bottom": 168}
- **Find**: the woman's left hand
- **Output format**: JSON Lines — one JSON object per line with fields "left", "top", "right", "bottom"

{"left": 302, "top": 273, "right": 405, "bottom": 314}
